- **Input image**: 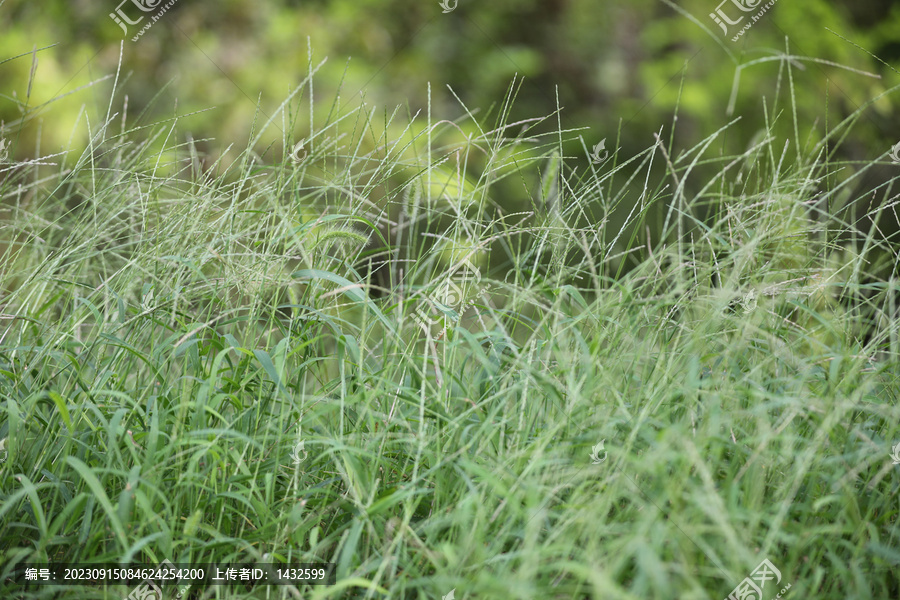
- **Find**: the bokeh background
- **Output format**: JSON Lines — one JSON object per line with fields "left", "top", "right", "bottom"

{"left": 4, "top": 0, "right": 899, "bottom": 150}
{"left": 2, "top": 0, "right": 900, "bottom": 261}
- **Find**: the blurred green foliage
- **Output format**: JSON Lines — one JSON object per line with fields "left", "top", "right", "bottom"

{"left": 2, "top": 0, "right": 897, "bottom": 142}
{"left": 1, "top": 0, "right": 898, "bottom": 234}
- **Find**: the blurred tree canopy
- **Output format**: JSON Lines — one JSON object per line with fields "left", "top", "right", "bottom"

{"left": 3, "top": 0, "right": 897, "bottom": 148}
{"left": 1, "top": 0, "right": 898, "bottom": 241}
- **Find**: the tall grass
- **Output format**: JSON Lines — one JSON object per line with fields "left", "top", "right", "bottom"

{"left": 0, "top": 55, "right": 899, "bottom": 600}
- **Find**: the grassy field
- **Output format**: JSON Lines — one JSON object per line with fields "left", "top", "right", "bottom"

{"left": 1, "top": 64, "right": 899, "bottom": 600}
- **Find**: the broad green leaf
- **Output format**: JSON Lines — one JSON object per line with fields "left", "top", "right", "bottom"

{"left": 47, "top": 392, "right": 73, "bottom": 433}
{"left": 66, "top": 456, "right": 128, "bottom": 551}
